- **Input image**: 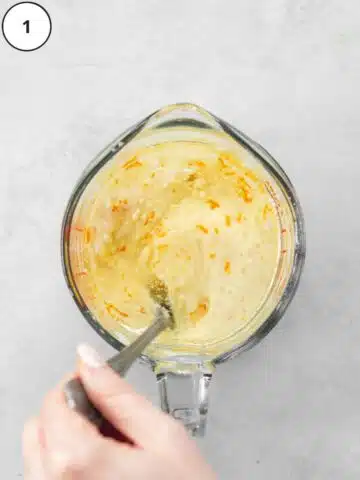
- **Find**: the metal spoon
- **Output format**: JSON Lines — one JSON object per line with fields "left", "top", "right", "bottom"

{"left": 64, "top": 278, "right": 174, "bottom": 427}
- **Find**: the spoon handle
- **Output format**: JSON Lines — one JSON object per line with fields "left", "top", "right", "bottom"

{"left": 108, "top": 306, "right": 169, "bottom": 374}
{"left": 64, "top": 377, "right": 103, "bottom": 427}
{"left": 63, "top": 306, "right": 170, "bottom": 427}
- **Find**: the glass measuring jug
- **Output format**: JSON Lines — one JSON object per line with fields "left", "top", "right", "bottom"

{"left": 61, "top": 103, "right": 305, "bottom": 436}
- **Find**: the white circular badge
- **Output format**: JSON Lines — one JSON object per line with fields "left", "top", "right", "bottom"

{"left": 2, "top": 2, "right": 51, "bottom": 51}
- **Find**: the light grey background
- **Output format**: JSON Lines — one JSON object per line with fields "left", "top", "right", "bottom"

{"left": 1, "top": 0, "right": 359, "bottom": 478}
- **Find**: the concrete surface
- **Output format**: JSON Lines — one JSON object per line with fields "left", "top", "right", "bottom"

{"left": 1, "top": 0, "right": 360, "bottom": 478}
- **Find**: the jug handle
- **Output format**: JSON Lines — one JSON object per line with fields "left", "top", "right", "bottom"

{"left": 154, "top": 361, "right": 214, "bottom": 437}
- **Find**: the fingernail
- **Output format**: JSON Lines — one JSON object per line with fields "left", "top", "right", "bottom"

{"left": 77, "top": 344, "right": 105, "bottom": 368}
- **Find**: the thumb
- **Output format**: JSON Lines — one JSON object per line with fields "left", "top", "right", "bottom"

{"left": 77, "top": 344, "right": 181, "bottom": 451}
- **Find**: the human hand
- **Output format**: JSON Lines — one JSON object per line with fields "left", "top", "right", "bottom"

{"left": 23, "top": 344, "right": 216, "bottom": 479}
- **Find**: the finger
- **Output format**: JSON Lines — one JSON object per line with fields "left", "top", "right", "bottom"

{"left": 77, "top": 343, "right": 184, "bottom": 451}
{"left": 23, "top": 417, "right": 46, "bottom": 480}
{"left": 40, "top": 381, "right": 107, "bottom": 476}
{"left": 41, "top": 383, "right": 99, "bottom": 449}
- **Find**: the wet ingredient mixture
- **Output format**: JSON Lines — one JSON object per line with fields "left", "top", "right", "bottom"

{"left": 69, "top": 140, "right": 282, "bottom": 349}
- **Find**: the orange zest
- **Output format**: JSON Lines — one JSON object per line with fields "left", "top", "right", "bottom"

{"left": 84, "top": 227, "right": 95, "bottom": 244}
{"left": 206, "top": 199, "right": 220, "bottom": 210}
{"left": 144, "top": 210, "right": 156, "bottom": 226}
{"left": 196, "top": 224, "right": 209, "bottom": 234}
{"left": 111, "top": 199, "right": 128, "bottom": 213}
{"left": 154, "top": 227, "right": 167, "bottom": 238}
{"left": 218, "top": 153, "right": 237, "bottom": 174}
{"left": 189, "top": 160, "right": 206, "bottom": 168}
{"left": 154, "top": 222, "right": 167, "bottom": 238}
{"left": 224, "top": 260, "right": 231, "bottom": 274}
{"left": 187, "top": 173, "right": 198, "bottom": 182}
{"left": 237, "top": 176, "right": 253, "bottom": 203}
{"left": 189, "top": 297, "right": 209, "bottom": 324}
{"left": 124, "top": 287, "right": 133, "bottom": 298}
{"left": 123, "top": 157, "right": 143, "bottom": 170}
{"left": 106, "top": 303, "right": 129, "bottom": 319}
{"left": 218, "top": 154, "right": 228, "bottom": 169}
{"left": 244, "top": 169, "right": 258, "bottom": 182}
{"left": 141, "top": 232, "right": 153, "bottom": 243}
{"left": 262, "top": 204, "right": 273, "bottom": 220}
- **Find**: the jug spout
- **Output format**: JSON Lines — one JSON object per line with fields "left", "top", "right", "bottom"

{"left": 144, "top": 102, "right": 223, "bottom": 132}
{"left": 154, "top": 360, "right": 215, "bottom": 437}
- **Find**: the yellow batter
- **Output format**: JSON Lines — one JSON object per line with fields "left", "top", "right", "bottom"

{"left": 69, "top": 138, "right": 284, "bottom": 353}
